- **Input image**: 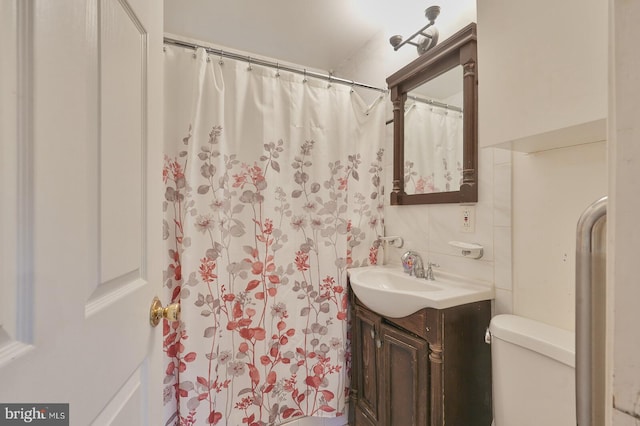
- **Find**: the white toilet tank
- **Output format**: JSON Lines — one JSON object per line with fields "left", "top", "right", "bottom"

{"left": 490, "top": 314, "right": 576, "bottom": 426}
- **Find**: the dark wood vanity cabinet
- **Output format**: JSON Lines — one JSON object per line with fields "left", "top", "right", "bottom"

{"left": 350, "top": 293, "right": 492, "bottom": 426}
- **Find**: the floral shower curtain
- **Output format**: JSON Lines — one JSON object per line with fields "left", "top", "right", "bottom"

{"left": 403, "top": 101, "right": 463, "bottom": 194}
{"left": 162, "top": 45, "right": 386, "bottom": 426}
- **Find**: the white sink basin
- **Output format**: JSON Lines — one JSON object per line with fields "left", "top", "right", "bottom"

{"left": 348, "top": 265, "right": 494, "bottom": 318}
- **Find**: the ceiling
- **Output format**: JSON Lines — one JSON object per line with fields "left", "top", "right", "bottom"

{"left": 164, "top": 0, "right": 476, "bottom": 73}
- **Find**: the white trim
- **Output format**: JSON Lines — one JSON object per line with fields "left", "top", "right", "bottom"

{"left": 15, "top": 0, "right": 35, "bottom": 345}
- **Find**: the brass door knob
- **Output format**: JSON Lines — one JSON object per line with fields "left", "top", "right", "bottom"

{"left": 149, "top": 297, "right": 181, "bottom": 327}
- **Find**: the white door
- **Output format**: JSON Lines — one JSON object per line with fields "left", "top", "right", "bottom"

{"left": 0, "top": 0, "right": 164, "bottom": 424}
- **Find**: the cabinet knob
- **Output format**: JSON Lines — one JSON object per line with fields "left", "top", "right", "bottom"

{"left": 370, "top": 328, "right": 375, "bottom": 339}
{"left": 376, "top": 339, "right": 382, "bottom": 349}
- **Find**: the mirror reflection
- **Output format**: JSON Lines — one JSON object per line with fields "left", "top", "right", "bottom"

{"left": 403, "top": 66, "right": 463, "bottom": 194}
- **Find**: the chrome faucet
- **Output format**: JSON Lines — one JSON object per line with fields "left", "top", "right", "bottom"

{"left": 401, "top": 251, "right": 425, "bottom": 278}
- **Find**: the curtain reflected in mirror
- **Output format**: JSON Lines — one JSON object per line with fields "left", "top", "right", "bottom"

{"left": 403, "top": 65, "right": 463, "bottom": 195}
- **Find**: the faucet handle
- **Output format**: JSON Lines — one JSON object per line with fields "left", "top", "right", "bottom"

{"left": 401, "top": 251, "right": 416, "bottom": 275}
{"left": 425, "top": 261, "right": 439, "bottom": 280}
{"left": 403, "top": 258, "right": 414, "bottom": 275}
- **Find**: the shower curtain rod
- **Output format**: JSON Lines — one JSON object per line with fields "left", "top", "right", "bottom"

{"left": 163, "top": 37, "right": 388, "bottom": 94}
{"left": 407, "top": 94, "right": 463, "bottom": 113}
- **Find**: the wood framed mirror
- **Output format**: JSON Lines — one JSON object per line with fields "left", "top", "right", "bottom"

{"left": 388, "top": 23, "right": 477, "bottom": 205}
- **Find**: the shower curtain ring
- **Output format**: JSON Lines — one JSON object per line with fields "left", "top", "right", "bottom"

{"left": 275, "top": 63, "right": 280, "bottom": 78}
{"left": 350, "top": 80, "right": 355, "bottom": 93}
{"left": 303, "top": 69, "right": 308, "bottom": 83}
{"left": 247, "top": 57, "right": 253, "bottom": 71}
{"left": 218, "top": 51, "right": 224, "bottom": 65}
{"left": 327, "top": 73, "right": 333, "bottom": 89}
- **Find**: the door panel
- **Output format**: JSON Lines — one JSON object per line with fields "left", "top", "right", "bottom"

{"left": 380, "top": 323, "right": 429, "bottom": 426}
{"left": 354, "top": 306, "right": 381, "bottom": 424}
{"left": 0, "top": 0, "right": 163, "bottom": 424}
{"left": 91, "top": 364, "right": 146, "bottom": 425}
{"left": 99, "top": 0, "right": 145, "bottom": 287}
{"left": 88, "top": 0, "right": 149, "bottom": 312}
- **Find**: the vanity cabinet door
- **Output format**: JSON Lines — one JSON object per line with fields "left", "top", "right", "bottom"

{"left": 380, "top": 323, "right": 429, "bottom": 426}
{"left": 350, "top": 295, "right": 492, "bottom": 426}
{"left": 353, "top": 306, "right": 382, "bottom": 425}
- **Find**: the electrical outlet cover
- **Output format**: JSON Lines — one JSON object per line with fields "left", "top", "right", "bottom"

{"left": 460, "top": 205, "right": 476, "bottom": 233}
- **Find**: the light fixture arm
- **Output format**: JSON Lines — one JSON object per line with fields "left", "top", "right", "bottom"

{"left": 389, "top": 5, "right": 441, "bottom": 54}
{"left": 391, "top": 21, "right": 435, "bottom": 51}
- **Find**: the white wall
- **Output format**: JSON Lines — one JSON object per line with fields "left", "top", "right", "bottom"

{"left": 512, "top": 142, "right": 607, "bottom": 330}
{"left": 475, "top": 0, "right": 609, "bottom": 336}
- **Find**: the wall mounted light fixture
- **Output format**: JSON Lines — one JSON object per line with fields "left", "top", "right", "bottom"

{"left": 389, "top": 5, "right": 440, "bottom": 55}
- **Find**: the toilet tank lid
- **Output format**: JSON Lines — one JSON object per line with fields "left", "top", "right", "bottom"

{"left": 490, "top": 314, "right": 575, "bottom": 367}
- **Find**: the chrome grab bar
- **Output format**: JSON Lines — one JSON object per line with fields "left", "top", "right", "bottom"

{"left": 575, "top": 196, "right": 607, "bottom": 426}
